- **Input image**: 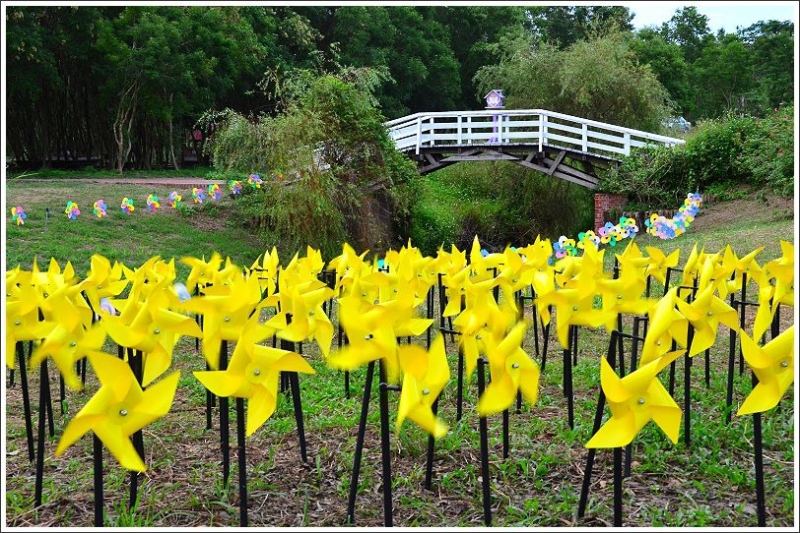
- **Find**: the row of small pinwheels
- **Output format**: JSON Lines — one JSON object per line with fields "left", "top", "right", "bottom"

{"left": 8, "top": 175, "right": 275, "bottom": 224}
{"left": 6, "top": 234, "right": 793, "bottom": 475}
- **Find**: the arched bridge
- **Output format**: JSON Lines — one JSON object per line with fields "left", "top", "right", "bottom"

{"left": 384, "top": 109, "right": 685, "bottom": 190}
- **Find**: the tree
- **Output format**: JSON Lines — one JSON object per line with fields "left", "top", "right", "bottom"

{"left": 630, "top": 28, "right": 693, "bottom": 118}
{"left": 740, "top": 20, "right": 795, "bottom": 112}
{"left": 693, "top": 33, "right": 755, "bottom": 117}
{"left": 660, "top": 6, "right": 712, "bottom": 63}
{"left": 474, "top": 32, "right": 674, "bottom": 131}
{"left": 528, "top": 6, "right": 634, "bottom": 49}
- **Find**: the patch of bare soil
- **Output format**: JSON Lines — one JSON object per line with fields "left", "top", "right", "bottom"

{"left": 691, "top": 192, "right": 794, "bottom": 231}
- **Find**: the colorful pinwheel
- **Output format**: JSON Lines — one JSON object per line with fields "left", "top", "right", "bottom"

{"left": 737, "top": 326, "right": 795, "bottom": 415}
{"left": 146, "top": 194, "right": 160, "bottom": 212}
{"left": 208, "top": 183, "right": 222, "bottom": 200}
{"left": 167, "top": 191, "right": 182, "bottom": 209}
{"left": 55, "top": 352, "right": 180, "bottom": 472}
{"left": 92, "top": 200, "right": 108, "bottom": 218}
{"left": 248, "top": 174, "right": 263, "bottom": 189}
{"left": 192, "top": 187, "right": 206, "bottom": 204}
{"left": 65, "top": 201, "right": 80, "bottom": 220}
{"left": 121, "top": 197, "right": 135, "bottom": 214}
{"left": 586, "top": 350, "right": 684, "bottom": 448}
{"left": 11, "top": 206, "right": 27, "bottom": 225}
{"left": 229, "top": 180, "right": 243, "bottom": 196}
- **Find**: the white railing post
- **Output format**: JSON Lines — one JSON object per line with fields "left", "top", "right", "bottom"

{"left": 623, "top": 132, "right": 631, "bottom": 155}
{"left": 539, "top": 113, "right": 547, "bottom": 152}
{"left": 582, "top": 123, "right": 588, "bottom": 152}
{"left": 415, "top": 117, "right": 422, "bottom": 155}
{"left": 457, "top": 115, "right": 463, "bottom": 146}
{"left": 467, "top": 116, "right": 472, "bottom": 145}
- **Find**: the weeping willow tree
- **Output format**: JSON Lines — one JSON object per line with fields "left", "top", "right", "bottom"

{"left": 205, "top": 65, "right": 419, "bottom": 260}
{"left": 474, "top": 31, "right": 675, "bottom": 132}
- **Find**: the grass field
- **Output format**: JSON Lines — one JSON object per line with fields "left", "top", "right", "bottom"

{"left": 3, "top": 179, "right": 797, "bottom": 527}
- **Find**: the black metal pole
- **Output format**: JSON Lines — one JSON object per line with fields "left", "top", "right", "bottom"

{"left": 456, "top": 345, "right": 464, "bottom": 422}
{"left": 34, "top": 359, "right": 49, "bottom": 508}
{"left": 541, "top": 311, "right": 551, "bottom": 371}
{"left": 93, "top": 434, "right": 104, "bottom": 527}
{"left": 684, "top": 327, "right": 694, "bottom": 447}
{"left": 206, "top": 361, "right": 214, "bottom": 430}
{"left": 236, "top": 397, "right": 248, "bottom": 526}
{"left": 502, "top": 408, "right": 510, "bottom": 460}
{"left": 424, "top": 398, "right": 439, "bottom": 490}
{"left": 220, "top": 340, "right": 230, "bottom": 486}
{"left": 578, "top": 330, "right": 618, "bottom": 519}
{"left": 477, "top": 357, "right": 492, "bottom": 526}
{"left": 17, "top": 342, "right": 35, "bottom": 462}
{"left": 753, "top": 411, "right": 767, "bottom": 526}
{"left": 739, "top": 273, "right": 748, "bottom": 375}
{"left": 129, "top": 349, "right": 144, "bottom": 511}
{"left": 378, "top": 360, "right": 393, "bottom": 527}
{"left": 282, "top": 313, "right": 308, "bottom": 462}
{"left": 613, "top": 446, "right": 623, "bottom": 527}
{"left": 346, "top": 360, "right": 375, "bottom": 525}
{"left": 726, "top": 288, "right": 739, "bottom": 425}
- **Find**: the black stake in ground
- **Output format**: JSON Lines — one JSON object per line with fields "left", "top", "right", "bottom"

{"left": 34, "top": 358, "right": 53, "bottom": 508}
{"left": 476, "top": 356, "right": 492, "bottom": 526}
{"left": 345, "top": 361, "right": 375, "bottom": 525}
{"left": 424, "top": 398, "right": 439, "bottom": 490}
{"left": 236, "top": 397, "right": 248, "bottom": 526}
{"left": 540, "top": 307, "right": 552, "bottom": 371}
{"left": 128, "top": 349, "right": 145, "bottom": 510}
{"left": 281, "top": 313, "right": 308, "bottom": 463}
{"left": 220, "top": 340, "right": 231, "bottom": 486}
{"left": 378, "top": 359, "right": 395, "bottom": 527}
{"left": 93, "top": 434, "right": 104, "bottom": 526}
{"left": 683, "top": 325, "right": 695, "bottom": 447}
{"left": 16, "top": 342, "right": 35, "bottom": 462}
{"left": 613, "top": 446, "right": 623, "bottom": 526}
{"left": 563, "top": 325, "right": 576, "bottom": 430}
{"left": 578, "top": 330, "right": 618, "bottom": 520}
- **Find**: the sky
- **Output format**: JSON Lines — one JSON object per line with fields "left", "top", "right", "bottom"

{"left": 621, "top": 1, "right": 798, "bottom": 34}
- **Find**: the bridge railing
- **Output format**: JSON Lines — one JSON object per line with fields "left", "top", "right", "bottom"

{"left": 384, "top": 109, "right": 685, "bottom": 160}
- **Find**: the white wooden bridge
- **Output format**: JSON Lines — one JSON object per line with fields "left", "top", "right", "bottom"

{"left": 384, "top": 109, "right": 685, "bottom": 189}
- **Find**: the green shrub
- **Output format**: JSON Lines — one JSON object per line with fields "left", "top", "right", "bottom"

{"left": 600, "top": 108, "right": 793, "bottom": 206}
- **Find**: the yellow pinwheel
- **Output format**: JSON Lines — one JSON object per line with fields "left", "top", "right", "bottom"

{"left": 586, "top": 350, "right": 684, "bottom": 448}
{"left": 763, "top": 240, "right": 794, "bottom": 310}
{"left": 676, "top": 284, "right": 740, "bottom": 357}
{"left": 477, "top": 320, "right": 541, "bottom": 417}
{"left": 737, "top": 325, "right": 794, "bottom": 415}
{"left": 639, "top": 287, "right": 688, "bottom": 366}
{"left": 102, "top": 286, "right": 204, "bottom": 386}
{"left": 78, "top": 254, "right": 130, "bottom": 316}
{"left": 6, "top": 269, "right": 54, "bottom": 369}
{"left": 720, "top": 245, "right": 763, "bottom": 300}
{"left": 194, "top": 321, "right": 315, "bottom": 436}
{"left": 264, "top": 277, "right": 335, "bottom": 358}
{"left": 643, "top": 246, "right": 680, "bottom": 287}
{"left": 327, "top": 296, "right": 402, "bottom": 383}
{"left": 56, "top": 352, "right": 180, "bottom": 472}
{"left": 29, "top": 321, "right": 108, "bottom": 391}
{"left": 396, "top": 334, "right": 451, "bottom": 438}
{"left": 179, "top": 268, "right": 267, "bottom": 371}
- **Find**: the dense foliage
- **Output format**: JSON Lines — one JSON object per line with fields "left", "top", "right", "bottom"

{"left": 5, "top": 5, "right": 794, "bottom": 170}
{"left": 600, "top": 106, "right": 795, "bottom": 207}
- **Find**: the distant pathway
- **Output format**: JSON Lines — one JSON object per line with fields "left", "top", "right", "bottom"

{"left": 17, "top": 177, "right": 227, "bottom": 187}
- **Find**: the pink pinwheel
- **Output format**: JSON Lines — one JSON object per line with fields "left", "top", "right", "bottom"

{"left": 147, "top": 194, "right": 161, "bottom": 212}
{"left": 167, "top": 191, "right": 182, "bottom": 209}
{"left": 93, "top": 200, "right": 108, "bottom": 218}
{"left": 65, "top": 201, "right": 80, "bottom": 220}
{"left": 208, "top": 184, "right": 222, "bottom": 200}
{"left": 192, "top": 187, "right": 206, "bottom": 204}
{"left": 11, "top": 206, "right": 27, "bottom": 225}
{"left": 121, "top": 197, "right": 135, "bottom": 214}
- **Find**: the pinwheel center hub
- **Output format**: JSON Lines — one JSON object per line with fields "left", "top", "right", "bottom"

{"left": 70, "top": 341, "right": 77, "bottom": 347}
{"left": 246, "top": 362, "right": 268, "bottom": 384}
{"left": 779, "top": 360, "right": 789, "bottom": 369}
{"left": 422, "top": 388, "right": 430, "bottom": 395}
{"left": 637, "top": 397, "right": 645, "bottom": 405}
{"left": 109, "top": 402, "right": 133, "bottom": 423}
